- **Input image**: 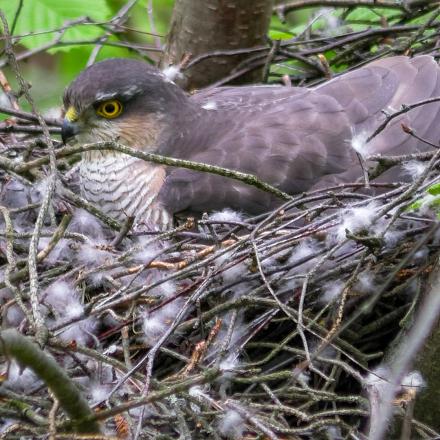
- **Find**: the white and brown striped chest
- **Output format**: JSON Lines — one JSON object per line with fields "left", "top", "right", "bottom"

{"left": 79, "top": 151, "right": 172, "bottom": 230}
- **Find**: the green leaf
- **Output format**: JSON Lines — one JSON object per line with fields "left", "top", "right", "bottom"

{"left": 409, "top": 10, "right": 438, "bottom": 25}
{"left": 136, "top": 0, "right": 174, "bottom": 35}
{"left": 269, "top": 30, "right": 293, "bottom": 41}
{"left": 345, "top": 7, "right": 397, "bottom": 22}
{"left": 428, "top": 197, "right": 440, "bottom": 209}
{"left": 2, "top": 0, "right": 112, "bottom": 52}
{"left": 408, "top": 200, "right": 423, "bottom": 211}
{"left": 323, "top": 50, "right": 337, "bottom": 60}
{"left": 427, "top": 183, "right": 440, "bottom": 196}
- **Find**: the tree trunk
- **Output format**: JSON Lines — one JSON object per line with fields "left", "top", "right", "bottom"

{"left": 161, "top": 0, "right": 274, "bottom": 91}
{"left": 383, "top": 258, "right": 440, "bottom": 435}
{"left": 413, "top": 320, "right": 440, "bottom": 431}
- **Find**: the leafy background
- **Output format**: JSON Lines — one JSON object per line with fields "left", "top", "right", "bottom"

{"left": 1, "top": 0, "right": 175, "bottom": 112}
{"left": 0, "top": 0, "right": 433, "bottom": 113}
{"left": 0, "top": 0, "right": 320, "bottom": 113}
{"left": 0, "top": 2, "right": 439, "bottom": 437}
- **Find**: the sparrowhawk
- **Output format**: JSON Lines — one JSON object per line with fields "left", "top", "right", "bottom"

{"left": 61, "top": 55, "right": 440, "bottom": 229}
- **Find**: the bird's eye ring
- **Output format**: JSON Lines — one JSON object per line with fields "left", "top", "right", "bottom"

{"left": 96, "top": 100, "right": 123, "bottom": 119}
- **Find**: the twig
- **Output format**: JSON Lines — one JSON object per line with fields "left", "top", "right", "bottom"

{"left": 356, "top": 151, "right": 370, "bottom": 188}
{"left": 12, "top": 141, "right": 292, "bottom": 201}
{"left": 147, "top": 0, "right": 162, "bottom": 50}
{"left": 36, "top": 213, "right": 72, "bottom": 262}
{"left": 81, "top": 370, "right": 219, "bottom": 423}
{"left": 86, "top": 0, "right": 139, "bottom": 66}
{"left": 274, "top": 0, "right": 429, "bottom": 21}
{"left": 48, "top": 393, "right": 60, "bottom": 440}
{"left": 111, "top": 216, "right": 134, "bottom": 248}
{"left": 0, "top": 104, "right": 61, "bottom": 126}
{"left": 226, "top": 400, "right": 279, "bottom": 440}
{"left": 10, "top": 0, "right": 23, "bottom": 36}
{"left": 0, "top": 205, "right": 34, "bottom": 325}
{"left": 0, "top": 11, "right": 55, "bottom": 344}
{"left": 401, "top": 123, "right": 440, "bottom": 149}
{"left": 369, "top": 256, "right": 440, "bottom": 440}
{"left": 366, "top": 97, "right": 440, "bottom": 144}
{"left": 110, "top": 271, "right": 214, "bottom": 401}
{"left": 0, "top": 123, "right": 61, "bottom": 135}
{"left": 59, "top": 186, "right": 122, "bottom": 231}
{"left": 262, "top": 40, "right": 281, "bottom": 83}
{"left": 398, "top": 6, "right": 440, "bottom": 54}
{"left": 0, "top": 329, "right": 100, "bottom": 433}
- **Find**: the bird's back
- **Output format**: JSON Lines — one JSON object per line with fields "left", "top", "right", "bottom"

{"left": 159, "top": 55, "right": 440, "bottom": 215}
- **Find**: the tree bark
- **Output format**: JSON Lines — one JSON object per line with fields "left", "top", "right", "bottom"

{"left": 161, "top": 0, "right": 274, "bottom": 90}
{"left": 382, "top": 256, "right": 440, "bottom": 436}
{"left": 413, "top": 319, "right": 440, "bottom": 431}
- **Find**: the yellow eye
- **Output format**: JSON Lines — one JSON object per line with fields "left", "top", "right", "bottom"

{"left": 96, "top": 100, "right": 123, "bottom": 119}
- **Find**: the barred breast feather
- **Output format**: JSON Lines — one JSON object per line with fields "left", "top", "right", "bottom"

{"left": 79, "top": 151, "right": 172, "bottom": 229}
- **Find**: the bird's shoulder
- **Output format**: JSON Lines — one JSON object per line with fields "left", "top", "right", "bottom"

{"left": 190, "top": 85, "right": 309, "bottom": 113}
{"left": 158, "top": 56, "right": 440, "bottom": 215}
{"left": 159, "top": 86, "right": 356, "bottom": 215}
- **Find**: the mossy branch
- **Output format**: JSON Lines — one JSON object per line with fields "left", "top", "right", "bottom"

{"left": 0, "top": 329, "right": 100, "bottom": 434}
{"left": 2, "top": 141, "right": 293, "bottom": 202}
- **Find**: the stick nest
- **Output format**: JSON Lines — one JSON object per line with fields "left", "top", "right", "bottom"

{"left": 1, "top": 1, "right": 440, "bottom": 438}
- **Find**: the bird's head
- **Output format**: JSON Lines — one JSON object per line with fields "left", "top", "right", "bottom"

{"left": 62, "top": 58, "right": 188, "bottom": 149}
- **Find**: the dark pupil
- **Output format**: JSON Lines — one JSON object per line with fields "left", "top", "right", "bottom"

{"left": 105, "top": 103, "right": 115, "bottom": 113}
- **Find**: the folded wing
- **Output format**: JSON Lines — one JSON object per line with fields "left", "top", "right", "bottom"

{"left": 159, "top": 56, "right": 440, "bottom": 215}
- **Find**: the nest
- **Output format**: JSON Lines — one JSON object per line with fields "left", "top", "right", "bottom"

{"left": 1, "top": 135, "right": 439, "bottom": 438}
{"left": 1, "top": 1, "right": 440, "bottom": 439}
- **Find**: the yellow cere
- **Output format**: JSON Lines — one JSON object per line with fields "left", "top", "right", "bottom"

{"left": 65, "top": 106, "right": 78, "bottom": 122}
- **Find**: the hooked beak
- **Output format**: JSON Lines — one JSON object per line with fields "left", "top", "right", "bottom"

{"left": 61, "top": 106, "right": 79, "bottom": 144}
{"left": 61, "top": 119, "right": 79, "bottom": 144}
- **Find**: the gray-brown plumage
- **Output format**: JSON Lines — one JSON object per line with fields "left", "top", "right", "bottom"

{"left": 62, "top": 56, "right": 440, "bottom": 228}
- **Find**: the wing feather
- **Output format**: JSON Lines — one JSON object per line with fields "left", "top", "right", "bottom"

{"left": 159, "top": 56, "right": 440, "bottom": 215}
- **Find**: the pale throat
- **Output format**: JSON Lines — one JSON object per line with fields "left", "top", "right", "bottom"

{"left": 78, "top": 117, "right": 172, "bottom": 229}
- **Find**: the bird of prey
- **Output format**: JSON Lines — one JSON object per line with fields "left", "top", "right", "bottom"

{"left": 62, "top": 55, "right": 440, "bottom": 229}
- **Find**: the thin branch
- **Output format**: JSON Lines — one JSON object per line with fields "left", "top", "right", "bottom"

{"left": 366, "top": 97, "right": 440, "bottom": 144}
{"left": 274, "top": 0, "right": 429, "bottom": 20}
{"left": 10, "top": 141, "right": 292, "bottom": 201}
{"left": 0, "top": 329, "right": 100, "bottom": 433}
{"left": 0, "top": 11, "right": 54, "bottom": 344}
{"left": 0, "top": 104, "right": 61, "bottom": 126}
